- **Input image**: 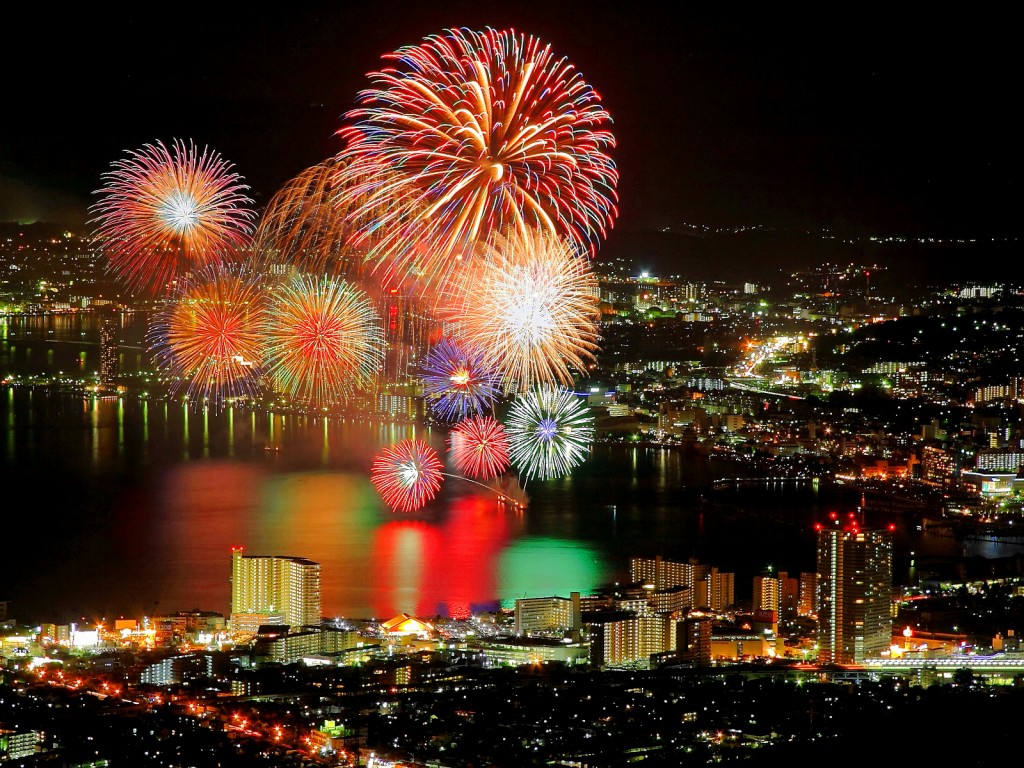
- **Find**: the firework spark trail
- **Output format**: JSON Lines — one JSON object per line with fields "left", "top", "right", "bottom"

{"left": 147, "top": 264, "right": 266, "bottom": 404}
{"left": 336, "top": 26, "right": 617, "bottom": 292}
{"left": 90, "top": 139, "right": 255, "bottom": 295}
{"left": 420, "top": 336, "right": 500, "bottom": 421}
{"left": 445, "top": 227, "right": 601, "bottom": 393}
{"left": 371, "top": 438, "right": 445, "bottom": 512}
{"left": 263, "top": 274, "right": 384, "bottom": 408}
{"left": 449, "top": 414, "right": 511, "bottom": 480}
{"left": 506, "top": 386, "right": 595, "bottom": 482}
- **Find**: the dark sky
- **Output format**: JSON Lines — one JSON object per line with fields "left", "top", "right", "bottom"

{"left": 1, "top": 5, "right": 1018, "bottom": 267}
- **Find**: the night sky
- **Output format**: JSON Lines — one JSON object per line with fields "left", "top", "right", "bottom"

{"left": 1, "top": 4, "right": 1018, "bottom": 277}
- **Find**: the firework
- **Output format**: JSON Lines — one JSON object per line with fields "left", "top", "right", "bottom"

{"left": 449, "top": 414, "right": 510, "bottom": 480}
{"left": 263, "top": 274, "right": 384, "bottom": 408}
{"left": 90, "top": 139, "right": 255, "bottom": 295}
{"left": 336, "top": 26, "right": 618, "bottom": 290}
{"left": 420, "top": 336, "right": 500, "bottom": 421}
{"left": 147, "top": 264, "right": 266, "bottom": 403}
{"left": 252, "top": 154, "right": 397, "bottom": 279}
{"left": 506, "top": 386, "right": 594, "bottom": 481}
{"left": 371, "top": 438, "right": 445, "bottom": 512}
{"left": 445, "top": 227, "right": 601, "bottom": 392}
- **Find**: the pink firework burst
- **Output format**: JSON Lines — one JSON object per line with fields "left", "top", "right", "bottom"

{"left": 371, "top": 439, "right": 445, "bottom": 512}
{"left": 90, "top": 139, "right": 255, "bottom": 296}
{"left": 449, "top": 415, "right": 510, "bottom": 481}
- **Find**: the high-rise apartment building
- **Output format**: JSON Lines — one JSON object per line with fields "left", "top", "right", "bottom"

{"left": 816, "top": 525, "right": 893, "bottom": 665}
{"left": 752, "top": 573, "right": 781, "bottom": 620}
{"left": 630, "top": 556, "right": 735, "bottom": 610}
{"left": 99, "top": 316, "right": 118, "bottom": 389}
{"left": 514, "top": 593, "right": 581, "bottom": 637}
{"left": 230, "top": 547, "right": 321, "bottom": 631}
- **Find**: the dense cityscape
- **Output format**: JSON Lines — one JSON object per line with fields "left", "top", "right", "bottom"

{"left": 4, "top": 222, "right": 1024, "bottom": 765}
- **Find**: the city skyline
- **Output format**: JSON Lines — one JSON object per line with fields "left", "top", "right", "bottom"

{"left": 1, "top": 6, "right": 1018, "bottom": 279}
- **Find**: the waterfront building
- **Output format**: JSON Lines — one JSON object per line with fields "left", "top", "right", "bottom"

{"left": 816, "top": 524, "right": 893, "bottom": 665}
{"left": 229, "top": 547, "right": 321, "bottom": 631}
{"left": 514, "top": 593, "right": 581, "bottom": 638}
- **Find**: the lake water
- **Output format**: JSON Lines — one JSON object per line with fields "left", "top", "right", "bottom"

{"left": 2, "top": 314, "right": 1023, "bottom": 625}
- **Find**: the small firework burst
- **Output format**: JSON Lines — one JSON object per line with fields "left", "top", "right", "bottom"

{"left": 449, "top": 414, "right": 510, "bottom": 480}
{"left": 371, "top": 438, "right": 445, "bottom": 512}
{"left": 420, "top": 337, "right": 500, "bottom": 422}
{"left": 506, "top": 386, "right": 594, "bottom": 481}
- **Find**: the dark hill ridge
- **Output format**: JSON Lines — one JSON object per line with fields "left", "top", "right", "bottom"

{"left": 597, "top": 228, "right": 1020, "bottom": 288}
{"left": 3, "top": 221, "right": 1018, "bottom": 290}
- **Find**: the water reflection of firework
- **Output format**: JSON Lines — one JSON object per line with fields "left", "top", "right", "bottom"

{"left": 449, "top": 415, "right": 510, "bottom": 481}
{"left": 147, "top": 264, "right": 266, "bottom": 403}
{"left": 371, "top": 438, "right": 445, "bottom": 512}
{"left": 263, "top": 274, "right": 384, "bottom": 408}
{"left": 336, "top": 27, "right": 618, "bottom": 290}
{"left": 506, "top": 386, "right": 594, "bottom": 481}
{"left": 90, "top": 138, "right": 255, "bottom": 295}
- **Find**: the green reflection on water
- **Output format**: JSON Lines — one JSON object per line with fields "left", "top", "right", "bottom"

{"left": 498, "top": 537, "right": 606, "bottom": 609}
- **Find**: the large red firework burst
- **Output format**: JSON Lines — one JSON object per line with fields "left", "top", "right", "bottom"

{"left": 147, "top": 264, "right": 266, "bottom": 403}
{"left": 263, "top": 274, "right": 384, "bottom": 408}
{"left": 90, "top": 139, "right": 255, "bottom": 296}
{"left": 371, "top": 439, "right": 445, "bottom": 512}
{"left": 335, "top": 26, "right": 618, "bottom": 292}
{"left": 449, "top": 415, "right": 510, "bottom": 481}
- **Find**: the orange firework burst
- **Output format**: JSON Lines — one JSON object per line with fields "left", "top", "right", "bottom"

{"left": 90, "top": 139, "right": 255, "bottom": 296}
{"left": 147, "top": 263, "right": 267, "bottom": 403}
{"left": 444, "top": 227, "right": 601, "bottom": 392}
{"left": 263, "top": 274, "right": 384, "bottom": 408}
{"left": 251, "top": 154, "right": 393, "bottom": 279}
{"left": 336, "top": 27, "right": 618, "bottom": 293}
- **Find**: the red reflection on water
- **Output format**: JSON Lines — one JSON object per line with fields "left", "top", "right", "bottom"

{"left": 370, "top": 490, "right": 516, "bottom": 618}
{"left": 150, "top": 462, "right": 520, "bottom": 620}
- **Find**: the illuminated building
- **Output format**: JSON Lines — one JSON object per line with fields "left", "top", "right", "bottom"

{"left": 798, "top": 572, "right": 818, "bottom": 617}
{"left": 752, "top": 573, "right": 780, "bottom": 621}
{"left": 229, "top": 547, "right": 321, "bottom": 631}
{"left": 975, "top": 449, "right": 1024, "bottom": 473}
{"left": 631, "top": 557, "right": 735, "bottom": 611}
{"left": 920, "top": 445, "right": 955, "bottom": 485}
{"left": 677, "top": 615, "right": 713, "bottom": 666}
{"left": 694, "top": 568, "right": 734, "bottom": 611}
{"left": 630, "top": 556, "right": 695, "bottom": 591}
{"left": 514, "top": 593, "right": 581, "bottom": 637}
{"left": 593, "top": 612, "right": 639, "bottom": 667}
{"left": 99, "top": 316, "right": 118, "bottom": 389}
{"left": 816, "top": 524, "right": 893, "bottom": 665}
{"left": 647, "top": 586, "right": 689, "bottom": 614}
{"left": 0, "top": 729, "right": 40, "bottom": 761}
{"left": 476, "top": 637, "right": 591, "bottom": 667}
{"left": 253, "top": 625, "right": 322, "bottom": 665}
